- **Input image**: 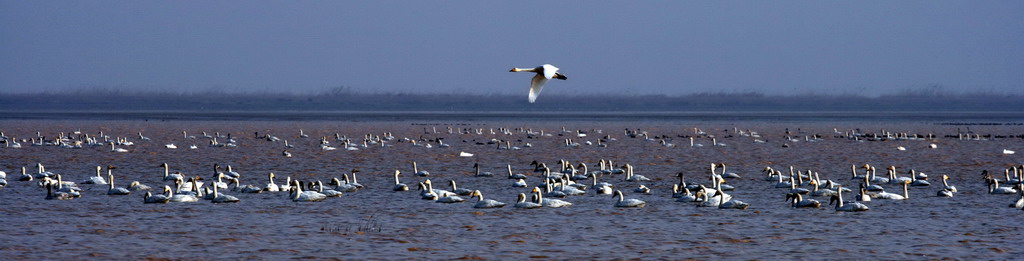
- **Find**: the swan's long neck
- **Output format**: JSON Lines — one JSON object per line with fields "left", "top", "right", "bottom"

{"left": 942, "top": 177, "right": 949, "bottom": 187}
{"left": 535, "top": 188, "right": 543, "bottom": 204}
{"left": 107, "top": 172, "right": 114, "bottom": 189}
{"left": 902, "top": 183, "right": 909, "bottom": 199}
{"left": 617, "top": 191, "right": 624, "bottom": 202}
{"left": 163, "top": 164, "right": 169, "bottom": 177}
{"left": 836, "top": 188, "right": 845, "bottom": 208}
{"left": 511, "top": 67, "right": 538, "bottom": 73}
{"left": 213, "top": 181, "right": 220, "bottom": 198}
{"left": 95, "top": 166, "right": 102, "bottom": 177}
{"left": 413, "top": 162, "right": 419, "bottom": 173}
{"left": 394, "top": 171, "right": 401, "bottom": 185}
{"left": 507, "top": 164, "right": 513, "bottom": 178}
{"left": 451, "top": 180, "right": 458, "bottom": 191}
{"left": 851, "top": 165, "right": 857, "bottom": 178}
{"left": 292, "top": 181, "right": 301, "bottom": 199}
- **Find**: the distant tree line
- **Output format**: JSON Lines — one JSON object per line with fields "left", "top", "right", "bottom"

{"left": 0, "top": 85, "right": 1020, "bottom": 112}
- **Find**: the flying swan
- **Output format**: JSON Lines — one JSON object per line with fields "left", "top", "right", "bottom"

{"left": 509, "top": 64, "right": 567, "bottom": 103}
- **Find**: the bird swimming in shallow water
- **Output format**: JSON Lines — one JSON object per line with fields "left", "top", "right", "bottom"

{"left": 509, "top": 64, "right": 567, "bottom": 103}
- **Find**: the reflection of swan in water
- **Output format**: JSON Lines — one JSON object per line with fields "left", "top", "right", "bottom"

{"left": 471, "top": 190, "right": 506, "bottom": 208}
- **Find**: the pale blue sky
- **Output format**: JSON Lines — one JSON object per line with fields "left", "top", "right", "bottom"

{"left": 1, "top": 1, "right": 1021, "bottom": 95}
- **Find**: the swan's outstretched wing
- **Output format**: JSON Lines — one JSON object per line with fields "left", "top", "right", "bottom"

{"left": 541, "top": 64, "right": 559, "bottom": 80}
{"left": 529, "top": 73, "right": 549, "bottom": 103}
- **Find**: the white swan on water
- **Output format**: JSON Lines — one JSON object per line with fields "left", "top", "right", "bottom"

{"left": 144, "top": 186, "right": 171, "bottom": 204}
{"left": 514, "top": 193, "right": 541, "bottom": 209}
{"left": 471, "top": 190, "right": 506, "bottom": 208}
{"left": 80, "top": 166, "right": 106, "bottom": 185}
{"left": 106, "top": 170, "right": 130, "bottom": 195}
{"left": 160, "top": 163, "right": 183, "bottom": 181}
{"left": 830, "top": 186, "right": 869, "bottom": 212}
{"left": 509, "top": 64, "right": 567, "bottom": 103}
{"left": 392, "top": 170, "right": 409, "bottom": 191}
{"left": 613, "top": 190, "right": 646, "bottom": 208}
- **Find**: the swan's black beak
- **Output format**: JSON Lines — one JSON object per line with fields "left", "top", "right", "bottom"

{"left": 554, "top": 73, "right": 567, "bottom": 80}
{"left": 509, "top": 68, "right": 517, "bottom": 72}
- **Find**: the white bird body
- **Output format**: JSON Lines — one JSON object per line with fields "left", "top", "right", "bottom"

{"left": 613, "top": 190, "right": 646, "bottom": 208}
{"left": 510, "top": 64, "right": 567, "bottom": 103}
{"left": 291, "top": 181, "right": 325, "bottom": 202}
{"left": 832, "top": 186, "right": 869, "bottom": 212}
{"left": 514, "top": 193, "right": 542, "bottom": 209}
{"left": 471, "top": 190, "right": 506, "bottom": 208}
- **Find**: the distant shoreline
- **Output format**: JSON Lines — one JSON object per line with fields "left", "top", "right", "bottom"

{"left": 2, "top": 110, "right": 1023, "bottom": 122}
{"left": 2, "top": 91, "right": 1023, "bottom": 113}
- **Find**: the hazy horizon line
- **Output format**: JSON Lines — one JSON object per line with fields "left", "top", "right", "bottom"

{"left": 2, "top": 84, "right": 1019, "bottom": 98}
